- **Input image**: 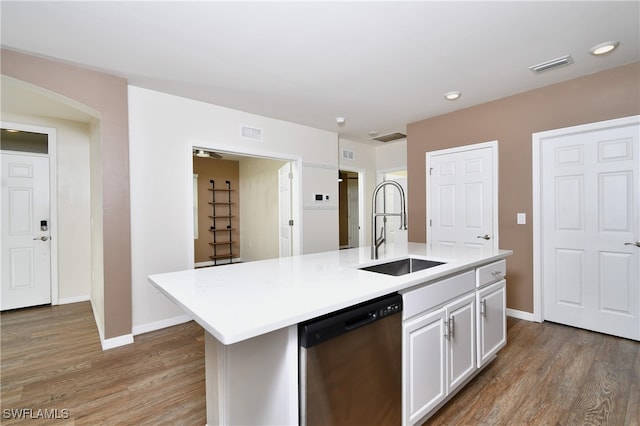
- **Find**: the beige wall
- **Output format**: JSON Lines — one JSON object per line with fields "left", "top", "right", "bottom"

{"left": 407, "top": 62, "right": 640, "bottom": 313}
{"left": 2, "top": 49, "right": 132, "bottom": 340}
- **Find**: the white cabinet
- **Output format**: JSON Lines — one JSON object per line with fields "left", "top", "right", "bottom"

{"left": 401, "top": 260, "right": 508, "bottom": 425}
{"left": 402, "top": 289, "right": 476, "bottom": 426}
{"left": 476, "top": 279, "right": 507, "bottom": 367}
{"left": 403, "top": 308, "right": 446, "bottom": 425}
{"left": 446, "top": 293, "right": 477, "bottom": 391}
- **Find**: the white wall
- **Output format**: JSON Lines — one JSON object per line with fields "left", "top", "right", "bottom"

{"left": 376, "top": 140, "right": 407, "bottom": 172}
{"left": 239, "top": 157, "right": 286, "bottom": 261}
{"left": 2, "top": 112, "right": 92, "bottom": 303}
{"left": 128, "top": 86, "right": 339, "bottom": 331}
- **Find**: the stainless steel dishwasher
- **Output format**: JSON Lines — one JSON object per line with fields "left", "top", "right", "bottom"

{"left": 299, "top": 293, "right": 403, "bottom": 426}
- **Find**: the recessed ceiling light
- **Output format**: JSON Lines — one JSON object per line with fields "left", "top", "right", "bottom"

{"left": 336, "top": 117, "right": 346, "bottom": 125}
{"left": 589, "top": 41, "right": 620, "bottom": 56}
{"left": 444, "top": 91, "right": 461, "bottom": 101}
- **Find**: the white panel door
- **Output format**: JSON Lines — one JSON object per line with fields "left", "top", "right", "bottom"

{"left": 1, "top": 153, "right": 51, "bottom": 310}
{"left": 427, "top": 143, "right": 497, "bottom": 256}
{"left": 278, "top": 162, "right": 293, "bottom": 257}
{"left": 542, "top": 121, "right": 639, "bottom": 340}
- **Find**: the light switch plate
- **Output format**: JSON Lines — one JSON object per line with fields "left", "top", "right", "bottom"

{"left": 517, "top": 213, "right": 526, "bottom": 225}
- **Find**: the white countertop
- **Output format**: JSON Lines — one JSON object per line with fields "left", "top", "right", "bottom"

{"left": 149, "top": 243, "right": 512, "bottom": 345}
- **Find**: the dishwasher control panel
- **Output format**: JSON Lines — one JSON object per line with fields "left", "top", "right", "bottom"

{"left": 378, "top": 301, "right": 402, "bottom": 318}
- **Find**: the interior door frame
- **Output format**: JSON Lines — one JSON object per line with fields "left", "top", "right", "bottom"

{"left": 339, "top": 167, "right": 365, "bottom": 248}
{"left": 186, "top": 142, "right": 303, "bottom": 265}
{"left": 532, "top": 115, "right": 640, "bottom": 323}
{"left": 1, "top": 120, "right": 59, "bottom": 306}
{"left": 426, "top": 140, "right": 499, "bottom": 250}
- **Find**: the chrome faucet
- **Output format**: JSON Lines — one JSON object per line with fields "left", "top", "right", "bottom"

{"left": 371, "top": 180, "right": 407, "bottom": 259}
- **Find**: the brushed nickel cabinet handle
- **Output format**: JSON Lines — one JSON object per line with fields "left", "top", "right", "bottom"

{"left": 449, "top": 315, "right": 455, "bottom": 339}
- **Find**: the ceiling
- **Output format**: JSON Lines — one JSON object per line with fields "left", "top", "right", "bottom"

{"left": 1, "top": 1, "right": 638, "bottom": 145}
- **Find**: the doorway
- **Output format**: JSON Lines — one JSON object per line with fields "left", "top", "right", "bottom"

{"left": 1, "top": 124, "right": 58, "bottom": 310}
{"left": 376, "top": 170, "right": 409, "bottom": 248}
{"left": 191, "top": 148, "right": 299, "bottom": 266}
{"left": 339, "top": 170, "right": 360, "bottom": 249}
{"left": 533, "top": 116, "right": 639, "bottom": 340}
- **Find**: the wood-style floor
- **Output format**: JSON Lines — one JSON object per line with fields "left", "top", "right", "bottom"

{"left": 426, "top": 317, "right": 640, "bottom": 426}
{"left": 1, "top": 302, "right": 205, "bottom": 425}
{"left": 1, "top": 302, "right": 638, "bottom": 425}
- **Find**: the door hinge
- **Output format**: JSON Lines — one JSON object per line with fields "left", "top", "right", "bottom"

{"left": 288, "top": 219, "right": 294, "bottom": 226}
{"left": 429, "top": 219, "right": 432, "bottom": 227}
{"left": 429, "top": 167, "right": 433, "bottom": 175}
{"left": 288, "top": 172, "right": 293, "bottom": 180}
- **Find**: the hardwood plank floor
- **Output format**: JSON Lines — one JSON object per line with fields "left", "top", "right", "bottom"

{"left": 1, "top": 303, "right": 638, "bottom": 425}
{"left": 1, "top": 302, "right": 205, "bottom": 425}
{"left": 426, "top": 317, "right": 640, "bottom": 426}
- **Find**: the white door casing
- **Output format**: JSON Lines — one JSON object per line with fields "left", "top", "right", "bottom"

{"left": 427, "top": 141, "right": 498, "bottom": 256}
{"left": 533, "top": 116, "right": 639, "bottom": 340}
{"left": 347, "top": 175, "right": 359, "bottom": 248}
{"left": 1, "top": 153, "right": 52, "bottom": 310}
{"left": 278, "top": 162, "right": 293, "bottom": 257}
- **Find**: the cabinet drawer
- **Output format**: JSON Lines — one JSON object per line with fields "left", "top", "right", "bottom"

{"left": 402, "top": 270, "right": 475, "bottom": 320}
{"left": 476, "top": 260, "right": 506, "bottom": 288}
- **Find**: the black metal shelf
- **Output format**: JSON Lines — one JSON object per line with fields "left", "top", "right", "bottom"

{"left": 209, "top": 179, "right": 234, "bottom": 266}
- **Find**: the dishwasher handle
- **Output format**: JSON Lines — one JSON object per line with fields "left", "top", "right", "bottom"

{"left": 345, "top": 312, "right": 377, "bottom": 330}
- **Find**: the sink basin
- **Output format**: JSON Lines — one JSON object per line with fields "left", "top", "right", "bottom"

{"left": 359, "top": 257, "right": 445, "bottom": 276}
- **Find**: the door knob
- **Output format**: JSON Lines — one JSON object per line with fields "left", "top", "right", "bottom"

{"left": 476, "top": 234, "right": 491, "bottom": 240}
{"left": 33, "top": 236, "right": 49, "bottom": 241}
{"left": 625, "top": 241, "right": 640, "bottom": 248}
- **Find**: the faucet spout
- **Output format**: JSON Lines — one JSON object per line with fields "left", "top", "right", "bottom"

{"left": 371, "top": 180, "right": 407, "bottom": 259}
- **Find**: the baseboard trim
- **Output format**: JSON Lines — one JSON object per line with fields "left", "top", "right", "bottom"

{"left": 58, "top": 295, "right": 90, "bottom": 305}
{"left": 132, "top": 314, "right": 192, "bottom": 336}
{"left": 506, "top": 308, "right": 537, "bottom": 322}
{"left": 89, "top": 298, "right": 135, "bottom": 350}
{"left": 102, "top": 333, "right": 135, "bottom": 350}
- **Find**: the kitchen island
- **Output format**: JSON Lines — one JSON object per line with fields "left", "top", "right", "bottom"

{"left": 149, "top": 243, "right": 512, "bottom": 425}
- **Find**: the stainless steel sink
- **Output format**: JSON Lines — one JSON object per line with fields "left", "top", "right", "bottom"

{"left": 359, "top": 257, "right": 445, "bottom": 276}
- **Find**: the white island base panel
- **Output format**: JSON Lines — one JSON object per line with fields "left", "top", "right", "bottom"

{"left": 205, "top": 326, "right": 299, "bottom": 425}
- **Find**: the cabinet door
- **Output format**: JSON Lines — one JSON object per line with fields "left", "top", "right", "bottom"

{"left": 477, "top": 280, "right": 507, "bottom": 367}
{"left": 403, "top": 308, "right": 446, "bottom": 426}
{"left": 445, "top": 293, "right": 476, "bottom": 392}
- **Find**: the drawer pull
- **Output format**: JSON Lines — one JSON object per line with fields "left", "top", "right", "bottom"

{"left": 491, "top": 270, "right": 503, "bottom": 276}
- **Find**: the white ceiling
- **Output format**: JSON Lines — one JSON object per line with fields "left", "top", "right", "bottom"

{"left": 1, "top": 1, "right": 638, "bottom": 144}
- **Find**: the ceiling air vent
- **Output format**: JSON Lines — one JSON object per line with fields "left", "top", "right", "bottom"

{"left": 528, "top": 55, "right": 573, "bottom": 74}
{"left": 372, "top": 132, "right": 407, "bottom": 143}
{"left": 241, "top": 125, "right": 263, "bottom": 141}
